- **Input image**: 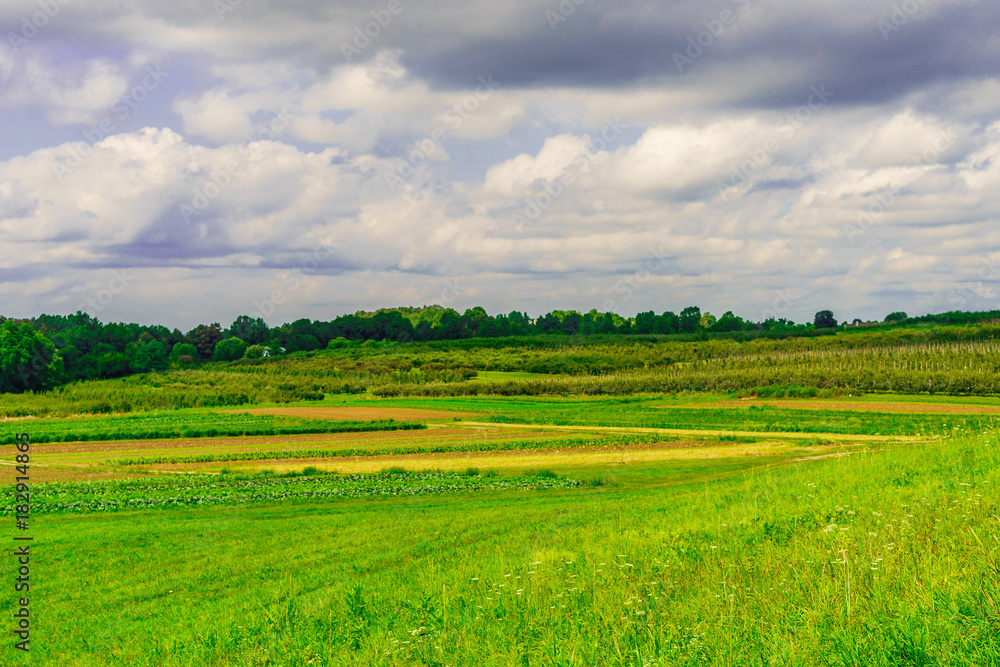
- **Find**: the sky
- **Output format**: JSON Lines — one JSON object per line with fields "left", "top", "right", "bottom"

{"left": 1, "top": 0, "right": 999, "bottom": 330}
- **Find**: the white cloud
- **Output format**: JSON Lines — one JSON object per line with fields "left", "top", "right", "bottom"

{"left": 1, "top": 56, "right": 128, "bottom": 125}
{"left": 2, "top": 2, "right": 1000, "bottom": 326}
{"left": 172, "top": 89, "right": 257, "bottom": 144}
{"left": 860, "top": 111, "right": 966, "bottom": 167}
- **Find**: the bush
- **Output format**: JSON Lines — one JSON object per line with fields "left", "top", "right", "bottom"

{"left": 213, "top": 337, "right": 248, "bottom": 362}
{"left": 169, "top": 343, "right": 199, "bottom": 365}
{"left": 243, "top": 345, "right": 267, "bottom": 359}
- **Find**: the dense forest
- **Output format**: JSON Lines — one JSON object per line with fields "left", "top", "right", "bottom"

{"left": 2, "top": 305, "right": 1000, "bottom": 394}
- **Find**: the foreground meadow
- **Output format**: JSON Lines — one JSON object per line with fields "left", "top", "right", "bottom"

{"left": 0, "top": 393, "right": 997, "bottom": 665}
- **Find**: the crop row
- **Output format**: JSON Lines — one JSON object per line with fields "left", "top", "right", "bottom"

{"left": 0, "top": 415, "right": 425, "bottom": 445}
{"left": 2, "top": 471, "right": 582, "bottom": 514}
{"left": 372, "top": 340, "right": 1000, "bottom": 398}
{"left": 483, "top": 407, "right": 996, "bottom": 436}
{"left": 11, "top": 328, "right": 1000, "bottom": 418}
{"left": 106, "top": 433, "right": 667, "bottom": 467}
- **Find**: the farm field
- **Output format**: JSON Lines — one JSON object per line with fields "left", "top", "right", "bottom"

{"left": 1, "top": 341, "right": 999, "bottom": 664}
{"left": 9, "top": 3, "right": 1000, "bottom": 663}
{"left": 10, "top": 323, "right": 1000, "bottom": 418}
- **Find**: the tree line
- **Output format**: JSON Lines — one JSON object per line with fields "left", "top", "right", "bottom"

{"left": 2, "top": 305, "right": 999, "bottom": 393}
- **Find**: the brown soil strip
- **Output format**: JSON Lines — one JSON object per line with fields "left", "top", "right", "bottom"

{"left": 146, "top": 441, "right": 807, "bottom": 476}
{"left": 144, "top": 439, "right": 788, "bottom": 472}
{"left": 9, "top": 427, "right": 566, "bottom": 456}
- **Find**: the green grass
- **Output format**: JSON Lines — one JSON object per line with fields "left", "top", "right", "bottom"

{"left": 323, "top": 393, "right": 999, "bottom": 437}
{"left": 5, "top": 470, "right": 582, "bottom": 514}
{"left": 2, "top": 386, "right": 999, "bottom": 665}
{"left": 2, "top": 429, "right": 997, "bottom": 665}
{"left": 0, "top": 411, "right": 424, "bottom": 444}
{"left": 103, "top": 433, "right": 668, "bottom": 467}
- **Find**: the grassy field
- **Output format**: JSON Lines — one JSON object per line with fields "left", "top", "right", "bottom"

{"left": 1, "top": 381, "right": 999, "bottom": 664}
{"left": 0, "top": 410, "right": 426, "bottom": 445}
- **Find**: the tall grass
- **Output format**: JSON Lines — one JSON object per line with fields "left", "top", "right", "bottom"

{"left": 6, "top": 427, "right": 997, "bottom": 665}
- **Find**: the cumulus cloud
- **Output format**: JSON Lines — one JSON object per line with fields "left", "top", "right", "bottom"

{"left": 0, "top": 52, "right": 129, "bottom": 125}
{"left": 1, "top": 1, "right": 1000, "bottom": 327}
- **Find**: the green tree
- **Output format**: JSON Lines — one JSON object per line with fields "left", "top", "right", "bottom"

{"left": 129, "top": 340, "right": 168, "bottom": 373}
{"left": 679, "top": 306, "right": 702, "bottom": 333}
{"left": 710, "top": 311, "right": 745, "bottom": 333}
{"left": 634, "top": 311, "right": 658, "bottom": 334}
{"left": 0, "top": 321, "right": 62, "bottom": 393}
{"left": 213, "top": 337, "right": 248, "bottom": 361}
{"left": 814, "top": 310, "right": 838, "bottom": 329}
{"left": 187, "top": 323, "right": 224, "bottom": 360}
{"left": 228, "top": 316, "right": 269, "bottom": 345}
{"left": 169, "top": 342, "right": 199, "bottom": 366}
{"left": 97, "top": 352, "right": 131, "bottom": 378}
